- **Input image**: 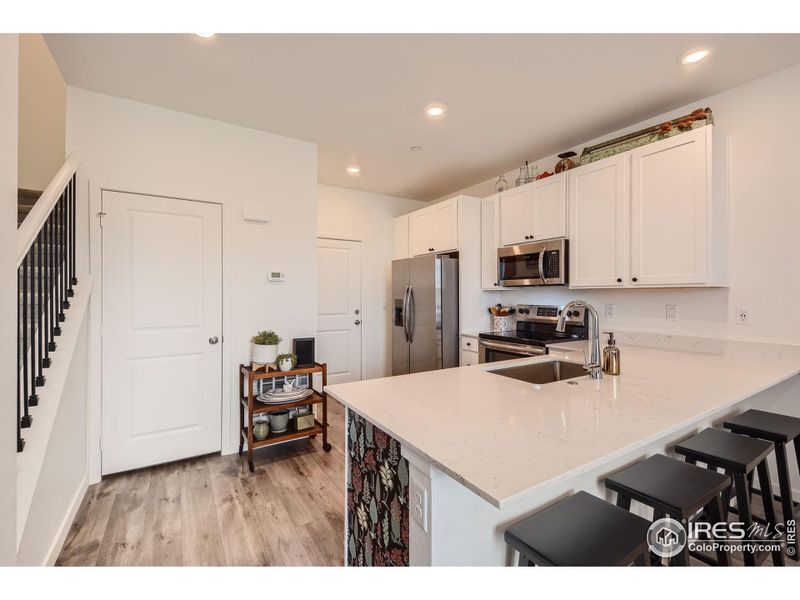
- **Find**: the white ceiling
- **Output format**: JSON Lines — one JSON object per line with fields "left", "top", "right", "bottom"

{"left": 45, "top": 34, "right": 800, "bottom": 200}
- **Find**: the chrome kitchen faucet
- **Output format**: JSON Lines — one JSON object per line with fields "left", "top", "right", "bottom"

{"left": 557, "top": 300, "right": 603, "bottom": 380}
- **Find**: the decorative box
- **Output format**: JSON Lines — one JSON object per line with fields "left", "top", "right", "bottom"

{"left": 294, "top": 413, "right": 315, "bottom": 431}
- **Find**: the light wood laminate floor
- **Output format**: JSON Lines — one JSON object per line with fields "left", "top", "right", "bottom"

{"left": 57, "top": 400, "right": 347, "bottom": 566}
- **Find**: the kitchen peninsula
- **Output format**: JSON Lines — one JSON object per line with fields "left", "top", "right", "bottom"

{"left": 326, "top": 334, "right": 800, "bottom": 566}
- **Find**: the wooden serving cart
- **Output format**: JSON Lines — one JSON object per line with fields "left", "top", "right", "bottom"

{"left": 239, "top": 362, "right": 330, "bottom": 472}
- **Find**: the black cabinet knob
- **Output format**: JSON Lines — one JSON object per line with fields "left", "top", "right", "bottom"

{"left": 632, "top": 277, "right": 638, "bottom": 282}
{"left": 616, "top": 278, "right": 622, "bottom": 283}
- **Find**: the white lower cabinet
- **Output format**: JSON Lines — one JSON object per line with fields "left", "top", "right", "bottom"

{"left": 460, "top": 334, "right": 478, "bottom": 366}
{"left": 460, "top": 349, "right": 478, "bottom": 367}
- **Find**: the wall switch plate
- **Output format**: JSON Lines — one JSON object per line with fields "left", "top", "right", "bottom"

{"left": 666, "top": 304, "right": 679, "bottom": 321}
{"left": 604, "top": 304, "right": 616, "bottom": 319}
{"left": 410, "top": 481, "right": 428, "bottom": 532}
{"left": 268, "top": 272, "right": 285, "bottom": 282}
{"left": 736, "top": 306, "right": 750, "bottom": 324}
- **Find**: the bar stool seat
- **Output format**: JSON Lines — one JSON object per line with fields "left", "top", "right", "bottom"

{"left": 504, "top": 491, "right": 652, "bottom": 566}
{"left": 675, "top": 428, "right": 784, "bottom": 566}
{"left": 724, "top": 409, "right": 800, "bottom": 560}
{"left": 605, "top": 454, "right": 731, "bottom": 566}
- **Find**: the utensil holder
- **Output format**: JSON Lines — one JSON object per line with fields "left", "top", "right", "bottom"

{"left": 491, "top": 315, "right": 513, "bottom": 332}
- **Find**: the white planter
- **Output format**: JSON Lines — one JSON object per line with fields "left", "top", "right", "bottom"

{"left": 278, "top": 359, "right": 294, "bottom": 372}
{"left": 252, "top": 343, "right": 278, "bottom": 364}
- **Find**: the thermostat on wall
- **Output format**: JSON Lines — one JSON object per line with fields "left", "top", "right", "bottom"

{"left": 268, "top": 272, "right": 286, "bottom": 282}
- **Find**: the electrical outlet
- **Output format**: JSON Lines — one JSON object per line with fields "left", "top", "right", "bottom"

{"left": 666, "top": 304, "right": 679, "bottom": 321}
{"left": 410, "top": 481, "right": 428, "bottom": 532}
{"left": 605, "top": 304, "right": 616, "bottom": 319}
{"left": 736, "top": 307, "right": 750, "bottom": 325}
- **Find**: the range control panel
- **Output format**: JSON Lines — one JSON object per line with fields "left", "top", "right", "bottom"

{"left": 516, "top": 304, "right": 585, "bottom": 324}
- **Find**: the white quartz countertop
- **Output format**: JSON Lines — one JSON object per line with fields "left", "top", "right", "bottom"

{"left": 326, "top": 334, "right": 800, "bottom": 509}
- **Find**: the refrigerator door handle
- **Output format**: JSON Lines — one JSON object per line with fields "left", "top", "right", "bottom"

{"left": 407, "top": 285, "right": 415, "bottom": 344}
{"left": 402, "top": 285, "right": 411, "bottom": 342}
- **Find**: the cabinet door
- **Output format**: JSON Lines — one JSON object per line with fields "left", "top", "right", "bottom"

{"left": 531, "top": 173, "right": 567, "bottom": 241}
{"left": 630, "top": 128, "right": 709, "bottom": 285}
{"left": 460, "top": 349, "right": 478, "bottom": 367}
{"left": 481, "top": 195, "right": 500, "bottom": 289}
{"left": 430, "top": 199, "right": 458, "bottom": 252}
{"left": 568, "top": 155, "right": 628, "bottom": 288}
{"left": 499, "top": 185, "right": 531, "bottom": 246}
{"left": 393, "top": 214, "right": 410, "bottom": 260}
{"left": 409, "top": 208, "right": 434, "bottom": 256}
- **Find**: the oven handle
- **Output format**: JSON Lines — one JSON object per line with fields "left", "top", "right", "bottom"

{"left": 479, "top": 339, "right": 546, "bottom": 356}
{"left": 538, "top": 243, "right": 547, "bottom": 285}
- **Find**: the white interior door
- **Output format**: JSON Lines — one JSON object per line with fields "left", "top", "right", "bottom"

{"left": 101, "top": 191, "right": 222, "bottom": 475}
{"left": 316, "top": 238, "right": 362, "bottom": 384}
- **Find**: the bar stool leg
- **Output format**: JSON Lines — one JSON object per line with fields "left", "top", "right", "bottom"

{"left": 706, "top": 496, "right": 730, "bottom": 566}
{"left": 733, "top": 472, "right": 756, "bottom": 566}
{"left": 774, "top": 442, "right": 798, "bottom": 560}
{"left": 756, "top": 459, "right": 785, "bottom": 566}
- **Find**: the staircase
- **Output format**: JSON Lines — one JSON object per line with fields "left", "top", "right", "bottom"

{"left": 16, "top": 156, "right": 79, "bottom": 453}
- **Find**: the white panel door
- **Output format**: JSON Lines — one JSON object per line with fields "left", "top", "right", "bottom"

{"left": 568, "top": 156, "right": 628, "bottom": 288}
{"left": 499, "top": 185, "right": 531, "bottom": 246}
{"left": 630, "top": 128, "right": 708, "bottom": 286}
{"left": 101, "top": 191, "right": 222, "bottom": 475}
{"left": 531, "top": 173, "right": 567, "bottom": 241}
{"left": 316, "top": 238, "right": 362, "bottom": 384}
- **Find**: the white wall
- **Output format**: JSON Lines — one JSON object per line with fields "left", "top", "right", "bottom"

{"left": 0, "top": 33, "right": 19, "bottom": 566}
{"left": 18, "top": 34, "right": 65, "bottom": 191}
{"left": 318, "top": 184, "right": 426, "bottom": 379}
{"left": 17, "top": 312, "right": 89, "bottom": 565}
{"left": 438, "top": 64, "right": 800, "bottom": 345}
{"left": 66, "top": 88, "right": 318, "bottom": 469}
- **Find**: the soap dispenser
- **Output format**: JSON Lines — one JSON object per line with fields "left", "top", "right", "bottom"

{"left": 602, "top": 331, "right": 620, "bottom": 376}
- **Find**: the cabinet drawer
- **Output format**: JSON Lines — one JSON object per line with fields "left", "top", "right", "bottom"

{"left": 460, "top": 348, "right": 478, "bottom": 367}
{"left": 460, "top": 336, "right": 478, "bottom": 352}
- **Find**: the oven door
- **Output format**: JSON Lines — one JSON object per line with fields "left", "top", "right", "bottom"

{"left": 479, "top": 339, "right": 546, "bottom": 363}
{"left": 497, "top": 239, "right": 566, "bottom": 286}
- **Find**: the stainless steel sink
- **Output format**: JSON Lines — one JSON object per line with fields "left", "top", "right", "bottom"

{"left": 489, "top": 360, "right": 587, "bottom": 385}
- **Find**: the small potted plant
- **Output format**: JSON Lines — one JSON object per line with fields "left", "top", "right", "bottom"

{"left": 251, "top": 330, "right": 282, "bottom": 364}
{"left": 276, "top": 352, "right": 297, "bottom": 372}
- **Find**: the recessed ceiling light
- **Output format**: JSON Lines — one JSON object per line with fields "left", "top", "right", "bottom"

{"left": 681, "top": 47, "right": 711, "bottom": 64}
{"left": 194, "top": 33, "right": 217, "bottom": 40}
{"left": 346, "top": 165, "right": 361, "bottom": 174}
{"left": 425, "top": 103, "right": 447, "bottom": 119}
{"left": 410, "top": 145, "right": 423, "bottom": 152}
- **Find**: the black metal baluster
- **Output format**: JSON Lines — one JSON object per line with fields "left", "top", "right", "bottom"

{"left": 28, "top": 245, "right": 38, "bottom": 408}
{"left": 21, "top": 254, "right": 32, "bottom": 428}
{"left": 60, "top": 194, "right": 69, "bottom": 312}
{"left": 17, "top": 266, "right": 25, "bottom": 451}
{"left": 46, "top": 212, "right": 57, "bottom": 350}
{"left": 42, "top": 213, "right": 51, "bottom": 365}
{"left": 35, "top": 230, "right": 45, "bottom": 386}
{"left": 69, "top": 174, "right": 77, "bottom": 290}
{"left": 52, "top": 204, "right": 61, "bottom": 336}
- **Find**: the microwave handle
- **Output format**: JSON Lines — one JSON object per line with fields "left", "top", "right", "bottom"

{"left": 538, "top": 244, "right": 547, "bottom": 285}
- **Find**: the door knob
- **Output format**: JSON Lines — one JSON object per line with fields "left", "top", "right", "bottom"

{"left": 209, "top": 336, "right": 219, "bottom": 345}
{"left": 355, "top": 309, "right": 360, "bottom": 315}
{"left": 354, "top": 320, "right": 361, "bottom": 325}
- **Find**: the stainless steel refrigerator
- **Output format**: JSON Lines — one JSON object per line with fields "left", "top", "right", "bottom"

{"left": 392, "top": 254, "right": 459, "bottom": 375}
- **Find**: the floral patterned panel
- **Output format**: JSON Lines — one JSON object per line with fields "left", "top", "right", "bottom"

{"left": 346, "top": 409, "right": 409, "bottom": 566}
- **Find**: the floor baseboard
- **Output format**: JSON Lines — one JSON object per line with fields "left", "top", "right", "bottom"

{"left": 44, "top": 473, "right": 89, "bottom": 566}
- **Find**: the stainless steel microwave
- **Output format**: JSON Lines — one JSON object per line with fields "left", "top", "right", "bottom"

{"left": 497, "top": 238, "right": 568, "bottom": 286}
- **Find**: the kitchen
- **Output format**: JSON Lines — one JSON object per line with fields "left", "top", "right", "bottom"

{"left": 329, "top": 70, "right": 800, "bottom": 566}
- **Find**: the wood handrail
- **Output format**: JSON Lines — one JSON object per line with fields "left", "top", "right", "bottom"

{"left": 16, "top": 153, "right": 80, "bottom": 268}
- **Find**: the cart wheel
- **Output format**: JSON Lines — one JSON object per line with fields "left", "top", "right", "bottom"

{"left": 323, "top": 443, "right": 332, "bottom": 452}
{"left": 309, "top": 434, "right": 317, "bottom": 439}
{"left": 248, "top": 460, "right": 255, "bottom": 473}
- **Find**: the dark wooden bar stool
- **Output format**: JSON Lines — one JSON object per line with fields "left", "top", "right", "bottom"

{"left": 675, "top": 427, "right": 785, "bottom": 566}
{"left": 605, "top": 454, "right": 731, "bottom": 566}
{"left": 504, "top": 491, "right": 652, "bottom": 566}
{"left": 724, "top": 409, "right": 800, "bottom": 560}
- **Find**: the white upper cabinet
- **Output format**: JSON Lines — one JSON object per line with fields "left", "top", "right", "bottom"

{"left": 630, "top": 127, "right": 709, "bottom": 286}
{"left": 569, "top": 126, "right": 722, "bottom": 289}
{"left": 499, "top": 174, "right": 567, "bottom": 246}
{"left": 568, "top": 155, "right": 628, "bottom": 288}
{"left": 393, "top": 214, "right": 410, "bottom": 260}
{"left": 409, "top": 197, "right": 458, "bottom": 256}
